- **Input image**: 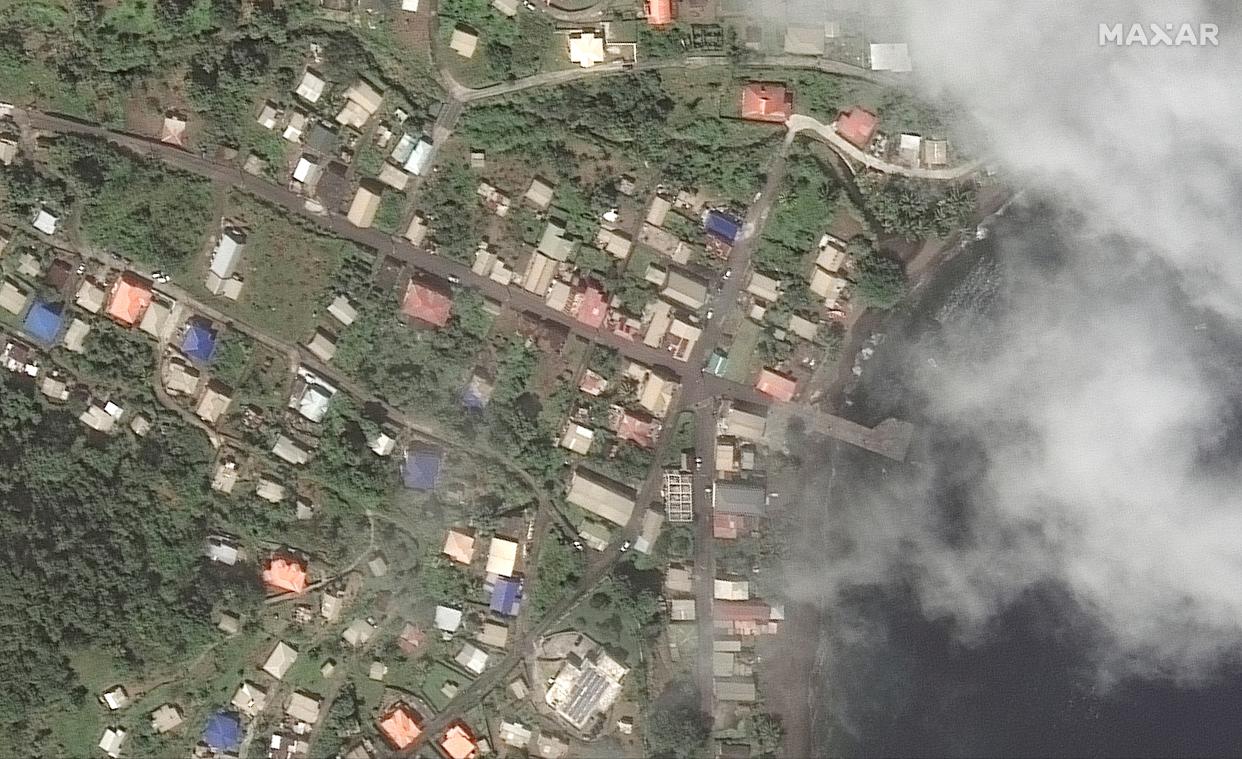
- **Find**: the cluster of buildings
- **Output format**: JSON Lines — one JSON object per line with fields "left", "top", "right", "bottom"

{"left": 250, "top": 63, "right": 434, "bottom": 231}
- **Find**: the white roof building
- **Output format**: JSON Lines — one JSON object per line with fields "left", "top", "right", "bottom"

{"left": 485, "top": 537, "right": 518, "bottom": 577}
{"left": 262, "top": 641, "right": 299, "bottom": 680}
{"left": 296, "top": 69, "right": 326, "bottom": 103}
{"left": 870, "top": 42, "right": 912, "bottom": 72}
{"left": 99, "top": 728, "right": 126, "bottom": 759}
{"left": 342, "top": 618, "right": 376, "bottom": 647}
{"left": 568, "top": 31, "right": 606, "bottom": 68}
{"left": 32, "top": 208, "right": 58, "bottom": 235}
{"left": 327, "top": 295, "right": 357, "bottom": 326}
{"left": 455, "top": 643, "right": 489, "bottom": 674}
{"left": 210, "top": 228, "right": 246, "bottom": 280}
{"left": 434, "top": 605, "right": 463, "bottom": 633}
{"left": 403, "top": 138, "right": 434, "bottom": 175}
{"left": 713, "top": 579, "right": 751, "bottom": 600}
{"left": 231, "top": 681, "right": 268, "bottom": 718}
{"left": 286, "top": 691, "right": 322, "bottom": 724}
{"left": 450, "top": 25, "right": 479, "bottom": 58}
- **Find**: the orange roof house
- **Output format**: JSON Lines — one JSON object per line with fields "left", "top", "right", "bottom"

{"left": 755, "top": 369, "right": 797, "bottom": 402}
{"left": 378, "top": 703, "right": 423, "bottom": 750}
{"left": 645, "top": 0, "right": 673, "bottom": 25}
{"left": 262, "top": 557, "right": 308, "bottom": 594}
{"left": 106, "top": 273, "right": 154, "bottom": 327}
{"left": 442, "top": 529, "right": 476, "bottom": 565}
{"left": 440, "top": 724, "right": 479, "bottom": 759}
{"left": 741, "top": 83, "right": 793, "bottom": 123}
{"left": 400, "top": 280, "right": 453, "bottom": 327}
{"left": 835, "top": 107, "right": 879, "bottom": 149}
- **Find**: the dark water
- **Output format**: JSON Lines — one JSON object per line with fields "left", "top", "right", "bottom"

{"left": 800, "top": 207, "right": 1242, "bottom": 758}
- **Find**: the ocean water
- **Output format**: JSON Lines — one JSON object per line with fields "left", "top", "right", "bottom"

{"left": 796, "top": 207, "right": 1242, "bottom": 758}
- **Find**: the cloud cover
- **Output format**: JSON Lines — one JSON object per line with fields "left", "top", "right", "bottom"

{"left": 784, "top": 0, "right": 1242, "bottom": 685}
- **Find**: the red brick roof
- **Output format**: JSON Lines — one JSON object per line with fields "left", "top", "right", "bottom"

{"left": 615, "top": 410, "right": 657, "bottom": 449}
{"left": 645, "top": 0, "right": 673, "bottom": 25}
{"left": 575, "top": 285, "right": 608, "bottom": 329}
{"left": 755, "top": 368, "right": 797, "bottom": 402}
{"left": 715, "top": 600, "right": 771, "bottom": 622}
{"left": 401, "top": 280, "right": 453, "bottom": 327}
{"left": 741, "top": 83, "right": 792, "bottom": 123}
{"left": 835, "top": 107, "right": 879, "bottom": 149}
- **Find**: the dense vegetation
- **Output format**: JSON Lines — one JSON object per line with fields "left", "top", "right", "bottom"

{"left": 0, "top": 0, "right": 440, "bottom": 148}
{"left": 457, "top": 73, "right": 779, "bottom": 204}
{"left": 438, "top": 0, "right": 555, "bottom": 82}
{"left": 47, "top": 137, "right": 214, "bottom": 269}
{"left": 0, "top": 377, "right": 261, "bottom": 745}
{"left": 849, "top": 237, "right": 906, "bottom": 309}
{"left": 858, "top": 174, "right": 976, "bottom": 239}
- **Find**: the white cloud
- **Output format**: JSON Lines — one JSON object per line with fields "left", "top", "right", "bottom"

{"left": 781, "top": 0, "right": 1242, "bottom": 684}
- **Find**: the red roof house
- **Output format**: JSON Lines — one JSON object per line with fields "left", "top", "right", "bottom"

{"left": 440, "top": 724, "right": 479, "bottom": 759}
{"left": 400, "top": 280, "right": 453, "bottom": 327}
{"left": 615, "top": 410, "right": 658, "bottom": 449}
{"left": 741, "top": 83, "right": 793, "bottom": 123}
{"left": 574, "top": 284, "right": 608, "bottom": 329}
{"left": 755, "top": 368, "right": 797, "bottom": 402}
{"left": 262, "top": 557, "right": 308, "bottom": 594}
{"left": 645, "top": 0, "right": 674, "bottom": 25}
{"left": 379, "top": 703, "right": 423, "bottom": 750}
{"left": 835, "top": 107, "right": 879, "bottom": 149}
{"left": 106, "top": 273, "right": 154, "bottom": 327}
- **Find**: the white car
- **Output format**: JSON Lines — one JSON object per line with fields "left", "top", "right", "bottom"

{"left": 620, "top": 540, "right": 631, "bottom": 552}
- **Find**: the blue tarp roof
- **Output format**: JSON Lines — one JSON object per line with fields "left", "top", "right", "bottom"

{"left": 23, "top": 299, "right": 63, "bottom": 346}
{"left": 402, "top": 450, "right": 442, "bottom": 490}
{"left": 461, "top": 376, "right": 493, "bottom": 410}
{"left": 490, "top": 578, "right": 522, "bottom": 616}
{"left": 182, "top": 321, "right": 217, "bottom": 363}
{"left": 203, "top": 711, "right": 242, "bottom": 752}
{"left": 705, "top": 211, "right": 742, "bottom": 243}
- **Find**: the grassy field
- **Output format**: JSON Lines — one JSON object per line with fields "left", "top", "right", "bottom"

{"left": 420, "top": 659, "right": 476, "bottom": 710}
{"left": 723, "top": 318, "right": 763, "bottom": 384}
{"left": 187, "top": 195, "right": 353, "bottom": 343}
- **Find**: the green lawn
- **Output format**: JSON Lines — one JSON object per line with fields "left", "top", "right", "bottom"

{"left": 187, "top": 195, "right": 352, "bottom": 342}
{"left": 723, "top": 318, "right": 763, "bottom": 384}
{"left": 419, "top": 659, "right": 475, "bottom": 710}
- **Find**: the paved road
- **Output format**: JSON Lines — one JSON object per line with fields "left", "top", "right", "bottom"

{"left": 787, "top": 113, "right": 982, "bottom": 180}
{"left": 692, "top": 406, "right": 719, "bottom": 716}
{"left": 19, "top": 109, "right": 694, "bottom": 377}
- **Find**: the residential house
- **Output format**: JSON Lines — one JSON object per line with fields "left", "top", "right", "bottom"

{"left": 231, "top": 682, "right": 268, "bottom": 718}
{"left": 450, "top": 24, "right": 480, "bottom": 58}
{"left": 285, "top": 691, "right": 322, "bottom": 724}
{"left": 869, "top": 42, "right": 912, "bottom": 72}
{"left": 568, "top": 30, "right": 606, "bottom": 68}
{"left": 400, "top": 279, "right": 453, "bottom": 327}
{"left": 443, "top": 529, "right": 476, "bottom": 564}
{"left": 262, "top": 641, "right": 299, "bottom": 680}
{"left": 755, "top": 368, "right": 797, "bottom": 401}
{"left": 346, "top": 182, "right": 383, "bottom": 228}
{"left": 741, "top": 82, "right": 793, "bottom": 123}
{"left": 196, "top": 381, "right": 232, "bottom": 424}
{"left": 485, "top": 536, "right": 518, "bottom": 577}
{"left": 455, "top": 643, "right": 489, "bottom": 675}
{"left": 296, "top": 69, "right": 326, "bottom": 103}
{"left": 335, "top": 80, "right": 384, "bottom": 128}
{"left": 566, "top": 468, "right": 636, "bottom": 526}
{"left": 835, "top": 107, "right": 879, "bottom": 149}
{"left": 378, "top": 703, "right": 423, "bottom": 750}
{"left": 524, "top": 177, "right": 555, "bottom": 209}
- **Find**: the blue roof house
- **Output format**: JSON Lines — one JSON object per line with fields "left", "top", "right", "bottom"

{"left": 704, "top": 210, "right": 743, "bottom": 244}
{"left": 181, "top": 319, "right": 217, "bottom": 363}
{"left": 202, "top": 711, "right": 243, "bottom": 753}
{"left": 24, "top": 299, "right": 64, "bottom": 346}
{"left": 461, "top": 374, "right": 494, "bottom": 410}
{"left": 490, "top": 577, "right": 523, "bottom": 617}
{"left": 402, "top": 450, "right": 442, "bottom": 491}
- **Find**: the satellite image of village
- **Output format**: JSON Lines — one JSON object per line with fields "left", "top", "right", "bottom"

{"left": 0, "top": 0, "right": 1238, "bottom": 757}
